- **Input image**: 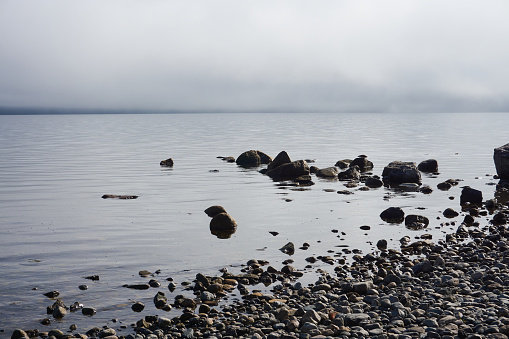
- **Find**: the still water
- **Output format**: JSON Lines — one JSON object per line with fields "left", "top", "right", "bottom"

{"left": 0, "top": 112, "right": 507, "bottom": 335}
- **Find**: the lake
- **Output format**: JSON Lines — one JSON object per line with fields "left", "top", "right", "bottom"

{"left": 0, "top": 112, "right": 507, "bottom": 335}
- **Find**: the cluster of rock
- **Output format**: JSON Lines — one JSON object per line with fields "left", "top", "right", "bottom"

{"left": 231, "top": 149, "right": 444, "bottom": 193}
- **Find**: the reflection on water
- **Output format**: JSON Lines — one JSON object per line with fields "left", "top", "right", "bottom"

{"left": 0, "top": 112, "right": 508, "bottom": 333}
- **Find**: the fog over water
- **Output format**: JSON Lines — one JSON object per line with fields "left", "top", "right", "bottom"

{"left": 1, "top": 1, "right": 509, "bottom": 113}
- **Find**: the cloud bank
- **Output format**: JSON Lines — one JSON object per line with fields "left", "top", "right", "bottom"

{"left": 1, "top": 0, "right": 508, "bottom": 113}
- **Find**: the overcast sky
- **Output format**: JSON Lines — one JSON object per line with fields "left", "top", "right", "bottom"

{"left": 1, "top": 1, "right": 508, "bottom": 113}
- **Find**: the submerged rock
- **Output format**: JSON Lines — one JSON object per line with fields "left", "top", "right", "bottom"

{"left": 382, "top": 161, "right": 421, "bottom": 186}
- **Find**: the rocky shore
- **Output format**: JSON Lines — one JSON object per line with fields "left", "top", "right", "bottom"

{"left": 11, "top": 145, "right": 509, "bottom": 339}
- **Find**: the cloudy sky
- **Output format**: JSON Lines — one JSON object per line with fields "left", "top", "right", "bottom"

{"left": 1, "top": 1, "right": 508, "bottom": 113}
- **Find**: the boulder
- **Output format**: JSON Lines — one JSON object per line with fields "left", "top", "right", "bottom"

{"left": 418, "top": 159, "right": 438, "bottom": 173}
{"left": 236, "top": 150, "right": 261, "bottom": 168}
{"left": 382, "top": 161, "right": 421, "bottom": 186}
{"left": 160, "top": 158, "right": 174, "bottom": 167}
{"left": 204, "top": 205, "right": 227, "bottom": 217}
{"left": 267, "top": 151, "right": 292, "bottom": 171}
{"left": 350, "top": 156, "right": 373, "bottom": 172}
{"left": 494, "top": 143, "right": 509, "bottom": 180}
{"left": 210, "top": 213, "right": 237, "bottom": 239}
{"left": 315, "top": 167, "right": 340, "bottom": 178}
{"left": 380, "top": 207, "right": 405, "bottom": 223}
{"left": 266, "top": 160, "right": 309, "bottom": 181}
{"left": 460, "top": 186, "right": 483, "bottom": 206}
{"left": 338, "top": 165, "right": 361, "bottom": 181}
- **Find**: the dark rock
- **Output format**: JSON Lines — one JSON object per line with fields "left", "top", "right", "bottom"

{"left": 420, "top": 185, "right": 433, "bottom": 194}
{"left": 266, "top": 160, "right": 310, "bottom": 181}
{"left": 443, "top": 208, "right": 459, "bottom": 218}
{"left": 84, "top": 275, "right": 100, "bottom": 281}
{"left": 101, "top": 195, "right": 138, "bottom": 199}
{"left": 132, "top": 302, "right": 145, "bottom": 312}
{"left": 43, "top": 291, "right": 60, "bottom": 298}
{"left": 460, "top": 186, "right": 483, "bottom": 205}
{"left": 365, "top": 176, "right": 383, "bottom": 188}
{"left": 494, "top": 143, "right": 509, "bottom": 180}
{"left": 360, "top": 225, "right": 371, "bottom": 230}
{"left": 257, "top": 151, "right": 273, "bottom": 164}
{"left": 335, "top": 159, "right": 351, "bottom": 169}
{"left": 82, "top": 307, "right": 96, "bottom": 316}
{"left": 380, "top": 207, "right": 405, "bottom": 223}
{"left": 382, "top": 161, "right": 421, "bottom": 186}
{"left": 279, "top": 242, "right": 295, "bottom": 255}
{"left": 338, "top": 165, "right": 361, "bottom": 181}
{"left": 160, "top": 158, "right": 174, "bottom": 167}
{"left": 11, "top": 329, "right": 28, "bottom": 339}
{"left": 418, "top": 159, "right": 438, "bottom": 173}
{"left": 204, "top": 205, "right": 227, "bottom": 217}
{"left": 210, "top": 212, "right": 237, "bottom": 239}
{"left": 125, "top": 284, "right": 150, "bottom": 290}
{"left": 236, "top": 150, "right": 262, "bottom": 167}
{"left": 78, "top": 285, "right": 88, "bottom": 290}
{"left": 377, "top": 239, "right": 388, "bottom": 250}
{"left": 267, "top": 151, "right": 292, "bottom": 171}
{"left": 405, "top": 215, "right": 429, "bottom": 229}
{"left": 437, "top": 181, "right": 453, "bottom": 191}
{"left": 350, "top": 156, "right": 373, "bottom": 172}
{"left": 315, "top": 167, "right": 339, "bottom": 178}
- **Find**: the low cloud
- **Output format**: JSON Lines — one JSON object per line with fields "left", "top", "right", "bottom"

{"left": 1, "top": 0, "right": 508, "bottom": 112}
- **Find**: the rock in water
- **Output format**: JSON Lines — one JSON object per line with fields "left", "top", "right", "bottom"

{"left": 266, "top": 160, "right": 310, "bottom": 181}
{"left": 460, "top": 186, "right": 483, "bottom": 205}
{"left": 210, "top": 212, "right": 237, "bottom": 239}
{"left": 338, "top": 165, "right": 361, "bottom": 181}
{"left": 160, "top": 158, "right": 174, "bottom": 167}
{"left": 382, "top": 161, "right": 421, "bottom": 186}
{"left": 418, "top": 159, "right": 438, "bottom": 173}
{"left": 405, "top": 215, "right": 429, "bottom": 229}
{"left": 236, "top": 150, "right": 261, "bottom": 168}
{"left": 279, "top": 242, "right": 295, "bottom": 255}
{"left": 350, "top": 156, "right": 373, "bottom": 172}
{"left": 315, "top": 167, "right": 339, "bottom": 178}
{"left": 204, "top": 205, "right": 227, "bottom": 217}
{"left": 494, "top": 143, "right": 509, "bottom": 180}
{"left": 267, "top": 151, "right": 292, "bottom": 171}
{"left": 380, "top": 207, "right": 405, "bottom": 223}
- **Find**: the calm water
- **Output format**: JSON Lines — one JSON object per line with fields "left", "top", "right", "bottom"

{"left": 0, "top": 112, "right": 507, "bottom": 335}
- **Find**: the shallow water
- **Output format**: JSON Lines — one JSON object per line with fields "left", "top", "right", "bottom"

{"left": 0, "top": 112, "right": 507, "bottom": 335}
